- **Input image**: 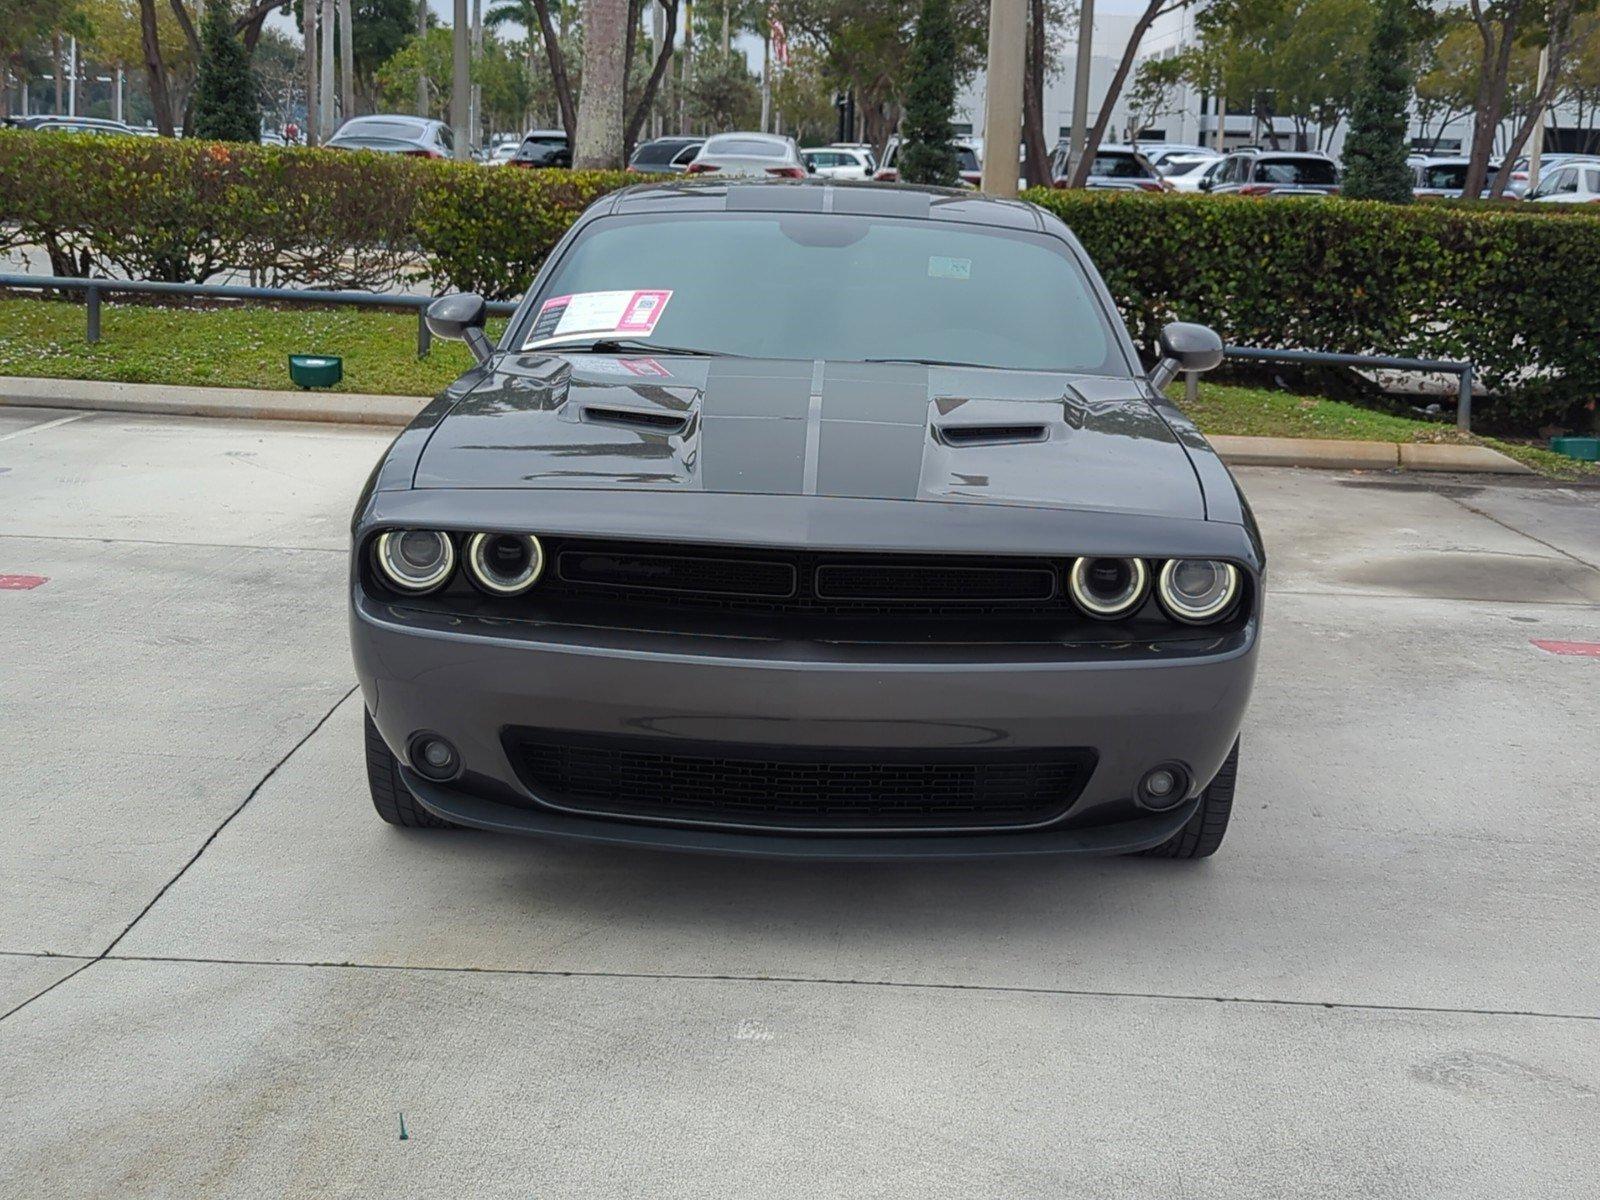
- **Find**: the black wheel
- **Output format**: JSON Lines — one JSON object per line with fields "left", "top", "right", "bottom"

{"left": 365, "top": 710, "right": 455, "bottom": 829}
{"left": 1137, "top": 738, "right": 1238, "bottom": 860}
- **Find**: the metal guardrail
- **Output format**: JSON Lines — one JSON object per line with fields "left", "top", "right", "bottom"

{"left": 0, "top": 273, "right": 520, "bottom": 359}
{"left": 1197, "top": 345, "right": 1476, "bottom": 433}
{"left": 2, "top": 274, "right": 1479, "bottom": 431}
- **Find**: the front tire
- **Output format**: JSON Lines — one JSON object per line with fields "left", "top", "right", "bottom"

{"left": 1137, "top": 739, "right": 1238, "bottom": 860}
{"left": 364, "top": 710, "right": 455, "bottom": 828}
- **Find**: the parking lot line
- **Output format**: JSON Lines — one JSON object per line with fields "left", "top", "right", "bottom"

{"left": 0, "top": 412, "right": 92, "bottom": 443}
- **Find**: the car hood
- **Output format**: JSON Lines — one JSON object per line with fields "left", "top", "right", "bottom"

{"left": 413, "top": 354, "right": 1204, "bottom": 519}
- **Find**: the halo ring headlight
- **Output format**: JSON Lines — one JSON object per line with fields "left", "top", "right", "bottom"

{"left": 375, "top": 530, "right": 455, "bottom": 594}
{"left": 1068, "top": 557, "right": 1150, "bottom": 620}
{"left": 466, "top": 532, "right": 545, "bottom": 596}
{"left": 1157, "top": 559, "right": 1241, "bottom": 624}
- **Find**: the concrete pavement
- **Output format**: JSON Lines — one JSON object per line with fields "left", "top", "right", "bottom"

{"left": 2, "top": 407, "right": 1598, "bottom": 1197}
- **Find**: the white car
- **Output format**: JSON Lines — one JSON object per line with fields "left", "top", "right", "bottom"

{"left": 801, "top": 146, "right": 874, "bottom": 180}
{"left": 1526, "top": 160, "right": 1600, "bottom": 204}
{"left": 686, "top": 132, "right": 806, "bottom": 179}
{"left": 1143, "top": 144, "right": 1220, "bottom": 171}
{"left": 1163, "top": 155, "right": 1226, "bottom": 193}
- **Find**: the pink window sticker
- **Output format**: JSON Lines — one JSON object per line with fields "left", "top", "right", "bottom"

{"left": 616, "top": 290, "right": 672, "bottom": 334}
{"left": 620, "top": 358, "right": 672, "bottom": 377}
{"left": 0, "top": 574, "right": 48, "bottom": 590}
{"left": 525, "top": 293, "right": 573, "bottom": 345}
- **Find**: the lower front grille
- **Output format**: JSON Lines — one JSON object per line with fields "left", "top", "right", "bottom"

{"left": 503, "top": 730, "right": 1096, "bottom": 831}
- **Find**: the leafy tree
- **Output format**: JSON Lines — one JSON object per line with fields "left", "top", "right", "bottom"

{"left": 1413, "top": 17, "right": 1483, "bottom": 146}
{"left": 1127, "top": 55, "right": 1185, "bottom": 143}
{"left": 899, "top": 0, "right": 957, "bottom": 185}
{"left": 1342, "top": 0, "right": 1417, "bottom": 200}
{"left": 683, "top": 44, "right": 761, "bottom": 129}
{"left": 189, "top": 0, "right": 259, "bottom": 140}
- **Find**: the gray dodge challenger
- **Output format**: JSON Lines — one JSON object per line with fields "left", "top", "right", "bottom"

{"left": 350, "top": 180, "right": 1261, "bottom": 859}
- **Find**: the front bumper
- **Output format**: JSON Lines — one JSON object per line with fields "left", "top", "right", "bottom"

{"left": 353, "top": 591, "right": 1259, "bottom": 859}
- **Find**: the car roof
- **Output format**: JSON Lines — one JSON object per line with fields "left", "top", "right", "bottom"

{"left": 1233, "top": 149, "right": 1334, "bottom": 160}
{"left": 599, "top": 179, "right": 1043, "bottom": 231}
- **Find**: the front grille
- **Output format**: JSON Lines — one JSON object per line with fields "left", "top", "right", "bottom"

{"left": 539, "top": 539, "right": 1075, "bottom": 619}
{"left": 504, "top": 730, "right": 1096, "bottom": 830}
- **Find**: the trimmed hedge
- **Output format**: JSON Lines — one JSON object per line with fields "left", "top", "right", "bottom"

{"left": 0, "top": 130, "right": 630, "bottom": 298}
{"left": 1026, "top": 188, "right": 1600, "bottom": 432}
{"left": 2, "top": 130, "right": 1595, "bottom": 431}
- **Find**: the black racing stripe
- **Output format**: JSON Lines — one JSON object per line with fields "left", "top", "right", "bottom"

{"left": 699, "top": 358, "right": 813, "bottom": 495}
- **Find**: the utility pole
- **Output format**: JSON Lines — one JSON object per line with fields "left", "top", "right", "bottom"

{"left": 320, "top": 0, "right": 337, "bottom": 140}
{"left": 114, "top": 67, "right": 124, "bottom": 123}
{"left": 416, "top": 0, "right": 429, "bottom": 116}
{"left": 471, "top": 0, "right": 483, "bottom": 149}
{"left": 1213, "top": 88, "right": 1225, "bottom": 151}
{"left": 1527, "top": 45, "right": 1549, "bottom": 192}
{"left": 338, "top": 0, "right": 354, "bottom": 122}
{"left": 651, "top": 1, "right": 666, "bottom": 138}
{"left": 306, "top": 0, "right": 320, "bottom": 142}
{"left": 680, "top": 0, "right": 692, "bottom": 134}
{"left": 452, "top": 0, "right": 471, "bottom": 158}
{"left": 760, "top": 24, "right": 771, "bottom": 133}
{"left": 980, "top": 0, "right": 1025, "bottom": 195}
{"left": 1068, "top": 0, "right": 1093, "bottom": 169}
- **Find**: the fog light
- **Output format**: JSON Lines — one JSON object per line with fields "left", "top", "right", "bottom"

{"left": 1138, "top": 764, "right": 1189, "bottom": 810}
{"left": 409, "top": 733, "right": 460, "bottom": 781}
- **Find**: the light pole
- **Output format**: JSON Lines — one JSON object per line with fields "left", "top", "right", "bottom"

{"left": 319, "top": 0, "right": 336, "bottom": 140}
{"left": 980, "top": 0, "right": 1025, "bottom": 196}
{"left": 1068, "top": 0, "right": 1093, "bottom": 169}
{"left": 452, "top": 0, "right": 471, "bottom": 159}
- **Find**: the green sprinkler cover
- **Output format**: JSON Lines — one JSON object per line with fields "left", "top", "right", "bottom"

{"left": 288, "top": 354, "right": 343, "bottom": 389}
{"left": 1549, "top": 436, "right": 1600, "bottom": 462}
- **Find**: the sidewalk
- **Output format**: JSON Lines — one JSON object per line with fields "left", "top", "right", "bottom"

{"left": 0, "top": 375, "right": 1534, "bottom": 474}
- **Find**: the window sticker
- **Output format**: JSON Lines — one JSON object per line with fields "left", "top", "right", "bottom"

{"left": 525, "top": 289, "right": 673, "bottom": 348}
{"left": 927, "top": 256, "right": 971, "bottom": 280}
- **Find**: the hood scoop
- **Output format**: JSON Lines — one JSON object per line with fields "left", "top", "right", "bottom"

{"left": 582, "top": 404, "right": 691, "bottom": 435}
{"left": 935, "top": 422, "right": 1049, "bottom": 447}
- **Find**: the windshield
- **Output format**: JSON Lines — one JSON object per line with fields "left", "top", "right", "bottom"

{"left": 522, "top": 212, "right": 1124, "bottom": 374}
{"left": 704, "top": 137, "right": 788, "bottom": 157}
{"left": 1092, "top": 153, "right": 1153, "bottom": 178}
{"left": 632, "top": 141, "right": 693, "bottom": 165}
{"left": 1256, "top": 158, "right": 1338, "bottom": 185}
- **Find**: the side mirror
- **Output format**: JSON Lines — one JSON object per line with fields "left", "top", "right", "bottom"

{"left": 1149, "top": 321, "right": 1223, "bottom": 390}
{"left": 426, "top": 292, "right": 492, "bottom": 365}
{"left": 1198, "top": 175, "right": 1214, "bottom": 192}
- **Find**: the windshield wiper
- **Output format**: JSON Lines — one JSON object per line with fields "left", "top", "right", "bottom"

{"left": 536, "top": 337, "right": 736, "bottom": 357}
{"left": 863, "top": 355, "right": 1005, "bottom": 369}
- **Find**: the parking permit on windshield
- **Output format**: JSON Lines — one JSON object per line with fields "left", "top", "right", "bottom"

{"left": 525, "top": 289, "right": 673, "bottom": 348}
{"left": 928, "top": 256, "right": 971, "bottom": 280}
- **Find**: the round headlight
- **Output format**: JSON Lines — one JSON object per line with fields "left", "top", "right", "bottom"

{"left": 1068, "top": 557, "right": 1150, "bottom": 619}
{"left": 466, "top": 532, "right": 545, "bottom": 595}
{"left": 375, "top": 530, "right": 455, "bottom": 594}
{"left": 1157, "top": 559, "right": 1241, "bottom": 624}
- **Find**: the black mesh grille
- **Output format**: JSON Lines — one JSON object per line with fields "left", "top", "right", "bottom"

{"left": 504, "top": 730, "right": 1096, "bottom": 830}
{"left": 539, "top": 539, "right": 1071, "bottom": 619}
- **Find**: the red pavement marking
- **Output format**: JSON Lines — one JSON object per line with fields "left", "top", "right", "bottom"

{"left": 1531, "top": 639, "right": 1600, "bottom": 657}
{"left": 0, "top": 575, "right": 49, "bottom": 590}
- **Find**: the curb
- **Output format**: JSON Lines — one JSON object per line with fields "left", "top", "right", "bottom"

{"left": 0, "top": 376, "right": 1535, "bottom": 474}
{"left": 0, "top": 376, "right": 423, "bottom": 427}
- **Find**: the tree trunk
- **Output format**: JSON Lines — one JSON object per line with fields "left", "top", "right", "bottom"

{"left": 573, "top": 0, "right": 628, "bottom": 167}
{"left": 138, "top": 0, "right": 177, "bottom": 135}
{"left": 531, "top": 0, "right": 578, "bottom": 137}
{"left": 339, "top": 0, "right": 355, "bottom": 120}
{"left": 1462, "top": 2, "right": 1522, "bottom": 197}
{"left": 1021, "top": 0, "right": 1051, "bottom": 188}
{"left": 624, "top": 0, "right": 679, "bottom": 153}
{"left": 306, "top": 0, "right": 320, "bottom": 141}
{"left": 1069, "top": 0, "right": 1166, "bottom": 187}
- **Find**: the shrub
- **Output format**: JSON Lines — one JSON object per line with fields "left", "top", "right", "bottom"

{"left": 1026, "top": 188, "right": 1600, "bottom": 432}
{"left": 3, "top": 130, "right": 1596, "bottom": 432}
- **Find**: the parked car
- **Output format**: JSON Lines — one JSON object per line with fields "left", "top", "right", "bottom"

{"left": 829, "top": 141, "right": 879, "bottom": 171}
{"left": 325, "top": 115, "right": 453, "bottom": 158}
{"left": 5, "top": 114, "right": 140, "bottom": 136}
{"left": 508, "top": 129, "right": 571, "bottom": 168}
{"left": 1163, "top": 155, "right": 1227, "bottom": 193}
{"left": 873, "top": 136, "right": 983, "bottom": 186}
{"left": 1526, "top": 159, "right": 1600, "bottom": 204}
{"left": 353, "top": 179, "right": 1260, "bottom": 861}
{"left": 628, "top": 136, "right": 704, "bottom": 174}
{"left": 685, "top": 132, "right": 806, "bottom": 178}
{"left": 1142, "top": 144, "right": 1220, "bottom": 171}
{"left": 484, "top": 139, "right": 521, "bottom": 166}
{"left": 1203, "top": 150, "right": 1339, "bottom": 196}
{"left": 1502, "top": 153, "right": 1597, "bottom": 197}
{"left": 1411, "top": 157, "right": 1505, "bottom": 199}
{"left": 1050, "top": 144, "right": 1170, "bottom": 192}
{"left": 801, "top": 145, "right": 875, "bottom": 180}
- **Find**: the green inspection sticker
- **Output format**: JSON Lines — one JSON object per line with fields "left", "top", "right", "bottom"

{"left": 927, "top": 256, "right": 972, "bottom": 280}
